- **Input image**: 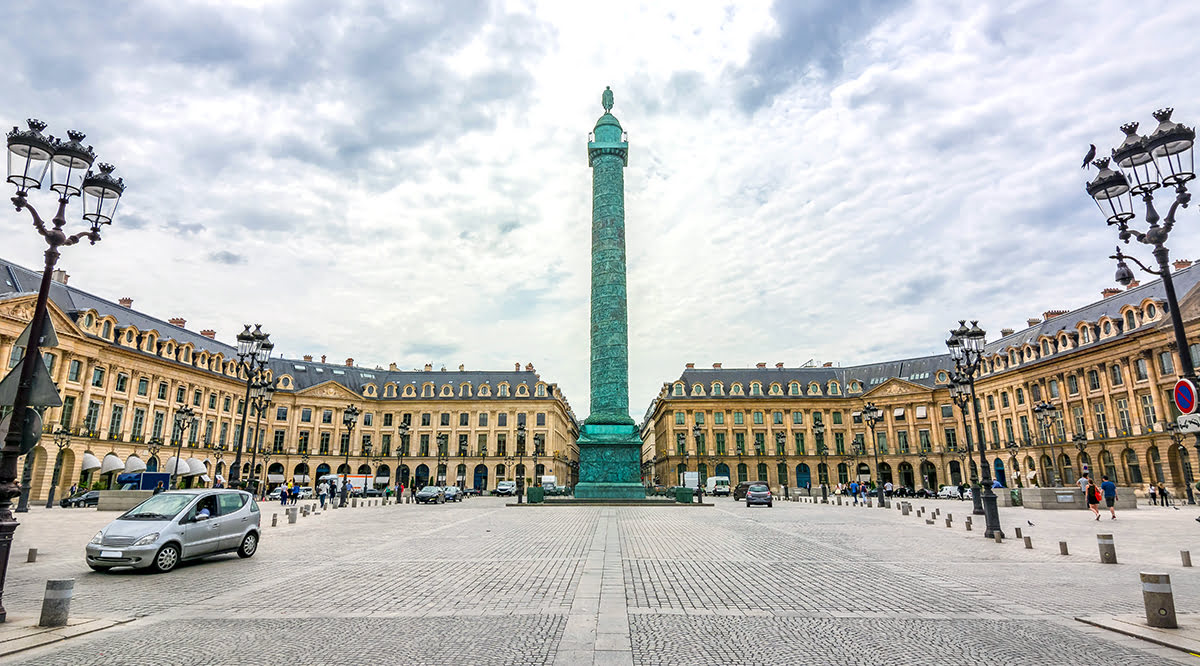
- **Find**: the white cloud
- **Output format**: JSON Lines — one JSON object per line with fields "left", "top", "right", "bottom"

{"left": 2, "top": 0, "right": 1199, "bottom": 421}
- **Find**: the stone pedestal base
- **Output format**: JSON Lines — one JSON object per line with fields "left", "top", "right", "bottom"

{"left": 574, "top": 423, "right": 644, "bottom": 501}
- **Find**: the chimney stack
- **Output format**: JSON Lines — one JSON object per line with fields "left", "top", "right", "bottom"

{"left": 515, "top": 362, "right": 521, "bottom": 371}
{"left": 425, "top": 363, "right": 433, "bottom": 371}
{"left": 1026, "top": 318, "right": 1040, "bottom": 327}
{"left": 1101, "top": 288, "right": 1122, "bottom": 298}
{"left": 168, "top": 317, "right": 186, "bottom": 328}
{"left": 459, "top": 364, "right": 465, "bottom": 371}
{"left": 303, "top": 355, "right": 313, "bottom": 362}
{"left": 1126, "top": 280, "right": 1141, "bottom": 289}
{"left": 345, "top": 358, "right": 354, "bottom": 367}
{"left": 712, "top": 362, "right": 722, "bottom": 369}
{"left": 822, "top": 361, "right": 833, "bottom": 367}
{"left": 525, "top": 363, "right": 534, "bottom": 372}
{"left": 200, "top": 329, "right": 216, "bottom": 339}
{"left": 1174, "top": 259, "right": 1193, "bottom": 271}
{"left": 50, "top": 269, "right": 68, "bottom": 284}
{"left": 775, "top": 362, "right": 784, "bottom": 369}
{"left": 388, "top": 362, "right": 398, "bottom": 371}
{"left": 1043, "top": 310, "right": 1067, "bottom": 320}
{"left": 118, "top": 297, "right": 133, "bottom": 308}
{"left": 685, "top": 363, "right": 695, "bottom": 369}
{"left": 321, "top": 355, "right": 326, "bottom": 364}
{"left": 1000, "top": 328, "right": 1015, "bottom": 337}
{"left": 755, "top": 362, "right": 767, "bottom": 368}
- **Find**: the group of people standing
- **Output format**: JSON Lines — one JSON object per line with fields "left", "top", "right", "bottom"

{"left": 1079, "top": 474, "right": 1119, "bottom": 520}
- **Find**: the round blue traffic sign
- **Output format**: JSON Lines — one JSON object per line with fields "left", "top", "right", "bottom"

{"left": 1175, "top": 378, "right": 1198, "bottom": 415}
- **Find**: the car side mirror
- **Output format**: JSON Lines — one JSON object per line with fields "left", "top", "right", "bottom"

{"left": 194, "top": 514, "right": 211, "bottom": 522}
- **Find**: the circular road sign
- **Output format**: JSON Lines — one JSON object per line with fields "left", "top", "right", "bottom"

{"left": 1175, "top": 378, "right": 1199, "bottom": 415}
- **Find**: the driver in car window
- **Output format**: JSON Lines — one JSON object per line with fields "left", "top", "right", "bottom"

{"left": 190, "top": 495, "right": 218, "bottom": 520}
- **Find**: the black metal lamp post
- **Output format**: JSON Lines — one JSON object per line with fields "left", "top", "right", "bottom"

{"left": 946, "top": 320, "right": 1004, "bottom": 538}
{"left": 947, "top": 371, "right": 984, "bottom": 514}
{"left": 515, "top": 424, "right": 526, "bottom": 504}
{"left": 259, "top": 447, "right": 271, "bottom": 498}
{"left": 1032, "top": 401, "right": 1062, "bottom": 485}
{"left": 43, "top": 428, "right": 71, "bottom": 508}
{"left": 435, "top": 433, "right": 448, "bottom": 486}
{"left": 1087, "top": 109, "right": 1200, "bottom": 467}
{"left": 229, "top": 325, "right": 272, "bottom": 487}
{"left": 1, "top": 120, "right": 124, "bottom": 622}
{"left": 169, "top": 407, "right": 198, "bottom": 489}
{"left": 862, "top": 402, "right": 885, "bottom": 507}
{"left": 1072, "top": 432, "right": 1088, "bottom": 484}
{"left": 815, "top": 424, "right": 828, "bottom": 502}
{"left": 396, "top": 421, "right": 409, "bottom": 497}
{"left": 147, "top": 436, "right": 163, "bottom": 473}
{"left": 246, "top": 379, "right": 276, "bottom": 495}
{"left": 917, "top": 450, "right": 929, "bottom": 493}
{"left": 691, "top": 423, "right": 703, "bottom": 496}
{"left": 212, "top": 443, "right": 224, "bottom": 486}
{"left": 339, "top": 404, "right": 360, "bottom": 507}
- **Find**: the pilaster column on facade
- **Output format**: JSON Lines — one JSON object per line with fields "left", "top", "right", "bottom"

{"left": 1119, "top": 354, "right": 1144, "bottom": 435}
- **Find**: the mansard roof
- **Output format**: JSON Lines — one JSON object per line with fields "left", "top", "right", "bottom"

{"left": 672, "top": 353, "right": 953, "bottom": 397}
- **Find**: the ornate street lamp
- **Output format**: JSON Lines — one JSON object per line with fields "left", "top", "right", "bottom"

{"left": 1166, "top": 423, "right": 1195, "bottom": 504}
{"left": 815, "top": 423, "right": 828, "bottom": 503}
{"left": 515, "top": 424, "right": 526, "bottom": 504}
{"left": 947, "top": 370, "right": 983, "bottom": 514}
{"left": 212, "top": 442, "right": 225, "bottom": 487}
{"left": 862, "top": 402, "right": 885, "bottom": 508}
{"left": 436, "top": 433, "right": 449, "bottom": 486}
{"left": 259, "top": 446, "right": 272, "bottom": 498}
{"left": 229, "top": 325, "right": 273, "bottom": 486}
{"left": 946, "top": 320, "right": 1004, "bottom": 538}
{"left": 339, "top": 404, "right": 360, "bottom": 507}
{"left": 1, "top": 120, "right": 124, "bottom": 621}
{"left": 43, "top": 427, "right": 71, "bottom": 508}
{"left": 169, "top": 407, "right": 198, "bottom": 489}
{"left": 245, "top": 379, "right": 276, "bottom": 494}
{"left": 1072, "top": 432, "right": 1088, "bottom": 485}
{"left": 692, "top": 423, "right": 703, "bottom": 497}
{"left": 396, "top": 421, "right": 410, "bottom": 499}
{"left": 1032, "top": 401, "right": 1063, "bottom": 485}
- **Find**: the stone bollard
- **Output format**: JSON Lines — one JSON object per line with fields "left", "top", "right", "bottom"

{"left": 836, "top": 497, "right": 842, "bottom": 505}
{"left": 994, "top": 533, "right": 1003, "bottom": 544}
{"left": 1014, "top": 527, "right": 1022, "bottom": 539}
{"left": 39, "top": 579, "right": 74, "bottom": 627}
{"left": 27, "top": 548, "right": 37, "bottom": 563}
{"left": 947, "top": 513, "right": 952, "bottom": 522}
{"left": 1182, "top": 551, "right": 1193, "bottom": 568}
{"left": 1140, "top": 573, "right": 1178, "bottom": 628}
{"left": 352, "top": 498, "right": 358, "bottom": 508}
{"left": 1097, "top": 534, "right": 1117, "bottom": 563}
{"left": 287, "top": 508, "right": 297, "bottom": 524}
{"left": 271, "top": 513, "right": 278, "bottom": 527}
{"left": 945, "top": 518, "right": 952, "bottom": 528}
{"left": 1024, "top": 536, "right": 1033, "bottom": 549}
{"left": 1059, "top": 541, "right": 1069, "bottom": 555}
{"left": 925, "top": 519, "right": 935, "bottom": 525}
{"left": 965, "top": 522, "right": 972, "bottom": 531}
{"left": 901, "top": 504, "right": 910, "bottom": 516}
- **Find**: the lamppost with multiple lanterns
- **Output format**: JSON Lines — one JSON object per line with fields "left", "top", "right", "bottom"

{"left": 396, "top": 421, "right": 410, "bottom": 496}
{"left": 946, "top": 320, "right": 1004, "bottom": 539}
{"left": 815, "top": 423, "right": 828, "bottom": 502}
{"left": 339, "top": 404, "right": 360, "bottom": 507}
{"left": 1166, "top": 423, "right": 1196, "bottom": 504}
{"left": 1032, "top": 400, "right": 1063, "bottom": 485}
{"left": 1, "top": 119, "right": 124, "bottom": 622}
{"left": 43, "top": 428, "right": 71, "bottom": 508}
{"left": 861, "top": 402, "right": 885, "bottom": 507}
{"left": 169, "top": 407, "right": 198, "bottom": 489}
{"left": 947, "top": 371, "right": 984, "bottom": 515}
{"left": 245, "top": 378, "right": 276, "bottom": 494}
{"left": 229, "top": 325, "right": 273, "bottom": 487}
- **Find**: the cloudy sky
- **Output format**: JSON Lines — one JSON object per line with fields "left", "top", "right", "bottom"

{"left": 3, "top": 0, "right": 1200, "bottom": 420}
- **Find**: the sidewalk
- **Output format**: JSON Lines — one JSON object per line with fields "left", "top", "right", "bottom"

{"left": 1077, "top": 614, "right": 1200, "bottom": 655}
{"left": 0, "top": 615, "right": 135, "bottom": 657}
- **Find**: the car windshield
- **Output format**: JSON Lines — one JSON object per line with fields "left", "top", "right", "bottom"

{"left": 120, "top": 494, "right": 194, "bottom": 520}
{"left": 749, "top": 485, "right": 769, "bottom": 492}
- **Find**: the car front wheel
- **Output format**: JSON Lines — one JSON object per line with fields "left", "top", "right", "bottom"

{"left": 152, "top": 543, "right": 181, "bottom": 573}
{"left": 238, "top": 532, "right": 258, "bottom": 558}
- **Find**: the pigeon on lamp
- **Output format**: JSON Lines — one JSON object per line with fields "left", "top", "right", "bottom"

{"left": 1082, "top": 144, "right": 1096, "bottom": 168}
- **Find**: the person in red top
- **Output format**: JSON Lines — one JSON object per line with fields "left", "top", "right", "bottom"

{"left": 1086, "top": 479, "right": 1102, "bottom": 520}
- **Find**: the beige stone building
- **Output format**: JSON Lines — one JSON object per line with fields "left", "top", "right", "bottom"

{"left": 1, "top": 259, "right": 579, "bottom": 503}
{"left": 642, "top": 261, "right": 1200, "bottom": 500}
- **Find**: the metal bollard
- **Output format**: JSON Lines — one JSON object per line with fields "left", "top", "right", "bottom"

{"left": 1182, "top": 551, "right": 1193, "bottom": 567}
{"left": 27, "top": 548, "right": 37, "bottom": 563}
{"left": 39, "top": 579, "right": 74, "bottom": 627}
{"left": 1059, "top": 541, "right": 1069, "bottom": 555}
{"left": 1024, "top": 536, "right": 1032, "bottom": 549}
{"left": 947, "top": 513, "right": 953, "bottom": 521}
{"left": 1140, "top": 573, "right": 1178, "bottom": 628}
{"left": 925, "top": 519, "right": 935, "bottom": 525}
{"left": 1014, "top": 527, "right": 1022, "bottom": 539}
{"left": 965, "top": 522, "right": 972, "bottom": 531}
{"left": 901, "top": 504, "right": 910, "bottom": 516}
{"left": 994, "top": 533, "right": 1003, "bottom": 544}
{"left": 271, "top": 513, "right": 278, "bottom": 527}
{"left": 351, "top": 498, "right": 358, "bottom": 508}
{"left": 1097, "top": 534, "right": 1117, "bottom": 563}
{"left": 287, "top": 508, "right": 297, "bottom": 524}
{"left": 945, "top": 518, "right": 951, "bottom": 527}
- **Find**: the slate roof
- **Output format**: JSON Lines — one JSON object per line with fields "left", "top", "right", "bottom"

{"left": 672, "top": 353, "right": 952, "bottom": 399}
{"left": 268, "top": 357, "right": 552, "bottom": 398}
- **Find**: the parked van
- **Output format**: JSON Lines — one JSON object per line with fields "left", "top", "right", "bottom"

{"left": 706, "top": 476, "right": 731, "bottom": 496}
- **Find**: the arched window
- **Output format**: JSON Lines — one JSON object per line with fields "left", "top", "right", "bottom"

{"left": 827, "top": 381, "right": 840, "bottom": 395}
{"left": 403, "top": 385, "right": 416, "bottom": 397}
{"left": 1146, "top": 303, "right": 1157, "bottom": 319}
{"left": 673, "top": 383, "right": 685, "bottom": 396}
{"left": 1103, "top": 321, "right": 1112, "bottom": 335}
{"left": 1041, "top": 340, "right": 1050, "bottom": 355}
{"left": 750, "top": 383, "right": 762, "bottom": 396}
{"left": 808, "top": 383, "right": 820, "bottom": 395}
{"left": 422, "top": 384, "right": 434, "bottom": 397}
{"left": 711, "top": 382, "right": 724, "bottom": 396}
{"left": 1125, "top": 311, "right": 1136, "bottom": 330}
{"left": 730, "top": 384, "right": 743, "bottom": 395}
{"left": 1124, "top": 449, "right": 1143, "bottom": 484}
{"left": 788, "top": 382, "right": 801, "bottom": 396}
{"left": 691, "top": 384, "right": 704, "bottom": 396}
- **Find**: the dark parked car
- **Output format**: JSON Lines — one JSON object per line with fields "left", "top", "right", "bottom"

{"left": 363, "top": 487, "right": 383, "bottom": 498}
{"left": 733, "top": 481, "right": 770, "bottom": 501}
{"left": 61, "top": 490, "right": 100, "bottom": 508}
{"left": 745, "top": 483, "right": 773, "bottom": 508}
{"left": 415, "top": 486, "right": 445, "bottom": 504}
{"left": 461, "top": 487, "right": 482, "bottom": 497}
{"left": 443, "top": 486, "right": 463, "bottom": 502}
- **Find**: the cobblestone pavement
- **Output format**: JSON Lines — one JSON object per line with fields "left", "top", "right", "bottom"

{"left": 6, "top": 496, "right": 1198, "bottom": 664}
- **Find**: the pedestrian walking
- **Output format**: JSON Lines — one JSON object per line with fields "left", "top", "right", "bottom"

{"left": 1149, "top": 484, "right": 1158, "bottom": 506}
{"left": 850, "top": 481, "right": 859, "bottom": 505}
{"left": 69, "top": 483, "right": 77, "bottom": 497}
{"left": 884, "top": 481, "right": 893, "bottom": 497}
{"left": 1086, "top": 479, "right": 1102, "bottom": 520}
{"left": 1159, "top": 483, "right": 1171, "bottom": 508}
{"left": 280, "top": 485, "right": 289, "bottom": 506}
{"left": 153, "top": 481, "right": 164, "bottom": 495}
{"left": 1100, "top": 475, "right": 1117, "bottom": 519}
{"left": 318, "top": 481, "right": 328, "bottom": 509}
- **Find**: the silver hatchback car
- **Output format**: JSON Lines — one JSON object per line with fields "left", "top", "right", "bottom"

{"left": 85, "top": 489, "right": 261, "bottom": 573}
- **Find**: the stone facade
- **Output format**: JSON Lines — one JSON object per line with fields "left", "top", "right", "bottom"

{"left": 0, "top": 260, "right": 579, "bottom": 502}
{"left": 642, "top": 263, "right": 1200, "bottom": 501}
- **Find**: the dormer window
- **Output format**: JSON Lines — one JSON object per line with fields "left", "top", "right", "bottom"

{"left": 711, "top": 382, "right": 724, "bottom": 396}
{"left": 673, "top": 383, "right": 685, "bottom": 396}
{"left": 1124, "top": 311, "right": 1136, "bottom": 330}
{"left": 691, "top": 384, "right": 704, "bottom": 396}
{"left": 788, "top": 382, "right": 801, "bottom": 396}
{"left": 1147, "top": 303, "right": 1158, "bottom": 319}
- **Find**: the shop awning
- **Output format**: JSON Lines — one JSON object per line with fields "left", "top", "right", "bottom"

{"left": 81, "top": 452, "right": 102, "bottom": 472}
{"left": 293, "top": 474, "right": 310, "bottom": 484}
{"left": 374, "top": 475, "right": 390, "bottom": 484}
{"left": 123, "top": 455, "right": 146, "bottom": 473}
{"left": 267, "top": 474, "right": 285, "bottom": 483}
{"left": 163, "top": 457, "right": 187, "bottom": 476}
{"left": 186, "top": 459, "right": 207, "bottom": 476}
{"left": 100, "top": 453, "right": 123, "bottom": 474}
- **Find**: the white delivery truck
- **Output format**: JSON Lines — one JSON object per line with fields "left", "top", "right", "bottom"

{"left": 681, "top": 471, "right": 699, "bottom": 489}
{"left": 705, "top": 476, "right": 731, "bottom": 496}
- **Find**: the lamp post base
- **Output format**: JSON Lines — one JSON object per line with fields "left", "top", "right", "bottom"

{"left": 980, "top": 487, "right": 1003, "bottom": 539}
{"left": 971, "top": 484, "right": 984, "bottom": 515}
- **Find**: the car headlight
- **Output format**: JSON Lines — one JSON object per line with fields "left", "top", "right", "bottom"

{"left": 133, "top": 533, "right": 160, "bottom": 546}
{"left": 90, "top": 531, "right": 103, "bottom": 544}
